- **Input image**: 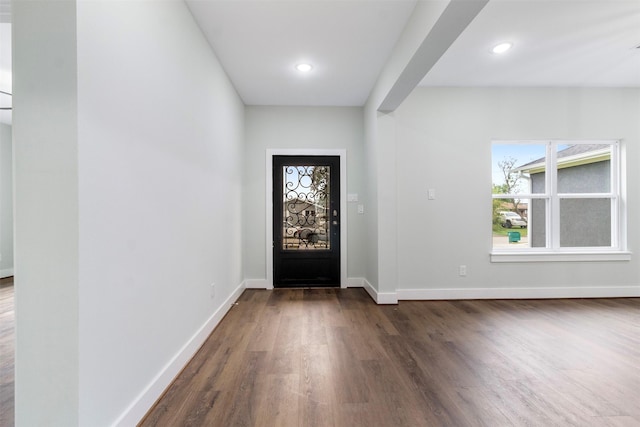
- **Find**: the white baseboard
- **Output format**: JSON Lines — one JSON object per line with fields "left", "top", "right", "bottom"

{"left": 376, "top": 292, "right": 399, "bottom": 304}
{"left": 346, "top": 277, "right": 365, "bottom": 287}
{"left": 240, "top": 279, "right": 639, "bottom": 303}
{"left": 244, "top": 278, "right": 269, "bottom": 289}
{"left": 362, "top": 278, "right": 377, "bottom": 302}
{"left": 359, "top": 278, "right": 398, "bottom": 304}
{"left": 113, "top": 281, "right": 246, "bottom": 427}
{"left": 397, "top": 285, "right": 640, "bottom": 300}
{"left": 0, "top": 268, "right": 13, "bottom": 278}
{"left": 295, "top": 276, "right": 638, "bottom": 302}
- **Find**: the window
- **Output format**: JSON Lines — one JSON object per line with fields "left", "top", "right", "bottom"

{"left": 491, "top": 140, "right": 628, "bottom": 261}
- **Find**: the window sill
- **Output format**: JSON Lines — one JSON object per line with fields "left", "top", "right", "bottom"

{"left": 490, "top": 251, "right": 632, "bottom": 263}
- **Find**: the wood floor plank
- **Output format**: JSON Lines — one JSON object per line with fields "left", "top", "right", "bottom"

{"left": 254, "top": 373, "right": 300, "bottom": 427}
{"left": 592, "top": 415, "right": 640, "bottom": 427}
{"left": 209, "top": 349, "right": 269, "bottom": 427}
{"left": 246, "top": 306, "right": 282, "bottom": 352}
{"left": 268, "top": 314, "right": 302, "bottom": 375}
{"left": 359, "top": 359, "right": 433, "bottom": 427}
{"left": 447, "top": 386, "right": 513, "bottom": 427}
{"left": 298, "top": 344, "right": 335, "bottom": 427}
{"left": 325, "top": 325, "right": 371, "bottom": 405}
{"left": 300, "top": 296, "right": 329, "bottom": 346}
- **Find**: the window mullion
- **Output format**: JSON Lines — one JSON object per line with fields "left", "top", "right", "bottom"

{"left": 611, "top": 142, "right": 620, "bottom": 249}
{"left": 548, "top": 142, "right": 560, "bottom": 249}
{"left": 557, "top": 193, "right": 614, "bottom": 198}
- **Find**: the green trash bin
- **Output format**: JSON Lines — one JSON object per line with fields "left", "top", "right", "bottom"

{"left": 508, "top": 231, "right": 521, "bottom": 243}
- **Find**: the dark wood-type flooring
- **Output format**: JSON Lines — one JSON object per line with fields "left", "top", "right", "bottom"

{"left": 0, "top": 277, "right": 14, "bottom": 427}
{"left": 141, "top": 289, "right": 640, "bottom": 427}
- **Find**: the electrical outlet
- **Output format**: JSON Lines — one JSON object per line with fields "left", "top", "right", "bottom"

{"left": 458, "top": 265, "right": 467, "bottom": 276}
{"left": 210, "top": 283, "right": 216, "bottom": 299}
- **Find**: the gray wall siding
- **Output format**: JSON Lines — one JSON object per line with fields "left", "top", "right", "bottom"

{"left": 558, "top": 160, "right": 610, "bottom": 193}
{"left": 530, "top": 160, "right": 611, "bottom": 247}
{"left": 560, "top": 198, "right": 611, "bottom": 247}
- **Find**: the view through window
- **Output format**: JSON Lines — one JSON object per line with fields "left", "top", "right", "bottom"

{"left": 492, "top": 140, "right": 620, "bottom": 251}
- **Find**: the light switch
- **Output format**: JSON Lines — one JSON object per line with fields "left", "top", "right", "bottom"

{"left": 427, "top": 189, "right": 436, "bottom": 200}
{"left": 357, "top": 204, "right": 364, "bottom": 214}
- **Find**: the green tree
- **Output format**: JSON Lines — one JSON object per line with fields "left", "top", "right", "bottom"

{"left": 496, "top": 156, "right": 525, "bottom": 216}
{"left": 492, "top": 183, "right": 510, "bottom": 225}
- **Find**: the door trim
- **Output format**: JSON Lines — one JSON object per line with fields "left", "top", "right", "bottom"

{"left": 266, "top": 149, "right": 347, "bottom": 289}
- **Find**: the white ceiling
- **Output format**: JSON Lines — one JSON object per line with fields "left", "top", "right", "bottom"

{"left": 186, "top": 0, "right": 640, "bottom": 107}
{"left": 1, "top": 0, "right": 639, "bottom": 127}
{"left": 185, "top": 0, "right": 418, "bottom": 106}
{"left": 420, "top": 0, "right": 640, "bottom": 87}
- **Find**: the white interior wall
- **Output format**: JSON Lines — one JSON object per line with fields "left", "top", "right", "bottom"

{"left": 76, "top": 2, "right": 244, "bottom": 425}
{"left": 362, "top": 110, "right": 380, "bottom": 290}
{"left": 363, "top": 1, "right": 449, "bottom": 298}
{"left": 13, "top": 1, "right": 244, "bottom": 425}
{"left": 0, "top": 123, "right": 12, "bottom": 277}
{"left": 13, "top": 1, "right": 80, "bottom": 424}
{"left": 243, "top": 106, "right": 365, "bottom": 284}
{"left": 394, "top": 87, "right": 640, "bottom": 295}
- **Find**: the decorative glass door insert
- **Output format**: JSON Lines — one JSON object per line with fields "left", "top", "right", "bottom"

{"left": 282, "top": 165, "right": 330, "bottom": 250}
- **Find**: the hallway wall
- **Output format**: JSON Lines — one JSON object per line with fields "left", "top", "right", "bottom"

{"left": 14, "top": 1, "right": 245, "bottom": 425}
{"left": 76, "top": 2, "right": 245, "bottom": 424}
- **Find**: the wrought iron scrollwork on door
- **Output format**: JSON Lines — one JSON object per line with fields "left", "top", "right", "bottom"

{"left": 282, "top": 165, "right": 330, "bottom": 250}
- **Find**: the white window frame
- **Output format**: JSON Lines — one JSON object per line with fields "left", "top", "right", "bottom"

{"left": 491, "top": 140, "right": 630, "bottom": 263}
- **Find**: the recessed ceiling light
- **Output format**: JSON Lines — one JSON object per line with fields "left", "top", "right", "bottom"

{"left": 491, "top": 42, "right": 513, "bottom": 54}
{"left": 295, "top": 63, "right": 313, "bottom": 72}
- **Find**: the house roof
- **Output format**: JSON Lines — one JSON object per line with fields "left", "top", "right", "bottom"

{"left": 514, "top": 144, "right": 611, "bottom": 173}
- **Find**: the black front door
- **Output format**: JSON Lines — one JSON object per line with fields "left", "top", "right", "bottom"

{"left": 273, "top": 155, "right": 340, "bottom": 287}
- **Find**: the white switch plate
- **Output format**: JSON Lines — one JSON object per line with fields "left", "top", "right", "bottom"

{"left": 458, "top": 265, "right": 467, "bottom": 276}
{"left": 357, "top": 204, "right": 364, "bottom": 214}
{"left": 428, "top": 189, "right": 436, "bottom": 200}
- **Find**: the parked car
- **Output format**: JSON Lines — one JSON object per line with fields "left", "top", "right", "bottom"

{"left": 294, "top": 227, "right": 327, "bottom": 243}
{"left": 499, "top": 211, "right": 527, "bottom": 228}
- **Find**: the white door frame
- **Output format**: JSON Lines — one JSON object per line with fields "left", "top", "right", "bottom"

{"left": 266, "top": 149, "right": 347, "bottom": 289}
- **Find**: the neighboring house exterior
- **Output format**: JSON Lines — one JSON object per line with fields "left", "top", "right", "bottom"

{"left": 515, "top": 144, "right": 611, "bottom": 247}
{"left": 282, "top": 197, "right": 329, "bottom": 248}
{"left": 284, "top": 197, "right": 327, "bottom": 228}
